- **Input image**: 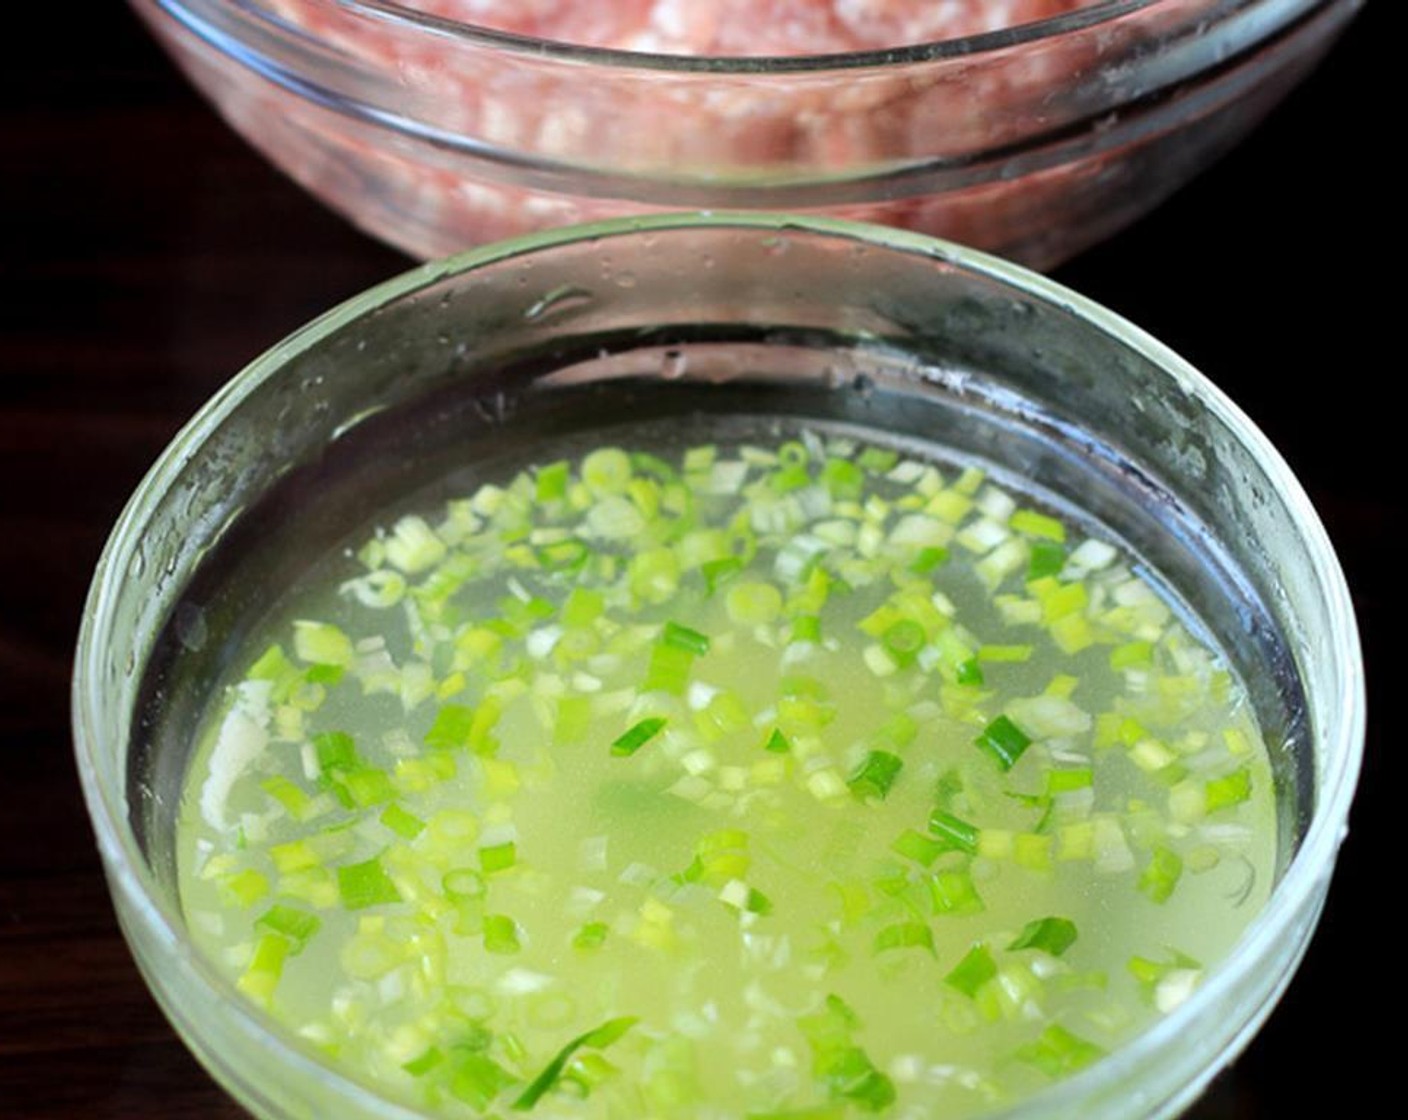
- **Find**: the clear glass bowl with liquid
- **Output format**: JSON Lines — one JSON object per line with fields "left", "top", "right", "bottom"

{"left": 74, "top": 214, "right": 1362, "bottom": 1119}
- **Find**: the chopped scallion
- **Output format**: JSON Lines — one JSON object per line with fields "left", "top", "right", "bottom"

{"left": 874, "top": 921, "right": 936, "bottom": 956}
{"left": 512, "top": 1017, "right": 638, "bottom": 1110}
{"left": 483, "top": 913, "right": 522, "bottom": 954}
{"left": 974, "top": 715, "right": 1033, "bottom": 771}
{"left": 763, "top": 728, "right": 792, "bottom": 754}
{"left": 928, "top": 810, "right": 979, "bottom": 854}
{"left": 1007, "top": 917, "right": 1077, "bottom": 956}
{"left": 611, "top": 717, "right": 667, "bottom": 757}
{"left": 337, "top": 856, "right": 401, "bottom": 910}
{"left": 662, "top": 621, "right": 711, "bottom": 656}
{"left": 847, "top": 751, "right": 904, "bottom": 802}
{"left": 254, "top": 904, "right": 321, "bottom": 953}
{"left": 1015, "top": 1025, "right": 1105, "bottom": 1078}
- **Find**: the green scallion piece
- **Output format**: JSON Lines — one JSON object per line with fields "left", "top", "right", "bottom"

{"left": 573, "top": 921, "right": 609, "bottom": 950}
{"left": 341, "top": 767, "right": 396, "bottom": 807}
{"left": 847, "top": 751, "right": 904, "bottom": 802}
{"left": 480, "top": 841, "right": 518, "bottom": 874}
{"left": 425, "top": 704, "right": 475, "bottom": 750}
{"left": 1206, "top": 768, "right": 1252, "bottom": 812}
{"left": 791, "top": 614, "right": 822, "bottom": 644}
{"left": 313, "top": 731, "right": 358, "bottom": 772}
{"left": 1128, "top": 949, "right": 1202, "bottom": 1001}
{"left": 891, "top": 829, "right": 946, "bottom": 867}
{"left": 248, "top": 642, "right": 297, "bottom": 686}
{"left": 955, "top": 657, "right": 985, "bottom": 687}
{"left": 873, "top": 921, "right": 936, "bottom": 956}
{"left": 292, "top": 620, "right": 354, "bottom": 667}
{"left": 535, "top": 460, "right": 570, "bottom": 502}
{"left": 928, "top": 809, "right": 980, "bottom": 854}
{"left": 582, "top": 447, "right": 632, "bottom": 494}
{"left": 483, "top": 914, "right": 522, "bottom": 955}
{"left": 1015, "top": 1025, "right": 1105, "bottom": 1079}
{"left": 1045, "top": 768, "right": 1093, "bottom": 795}
{"left": 1138, "top": 845, "right": 1184, "bottom": 904}
{"left": 512, "top": 1017, "right": 638, "bottom": 1110}
{"left": 858, "top": 447, "right": 899, "bottom": 474}
{"left": 798, "top": 995, "right": 895, "bottom": 1114}
{"left": 763, "top": 728, "right": 792, "bottom": 754}
{"left": 560, "top": 587, "right": 605, "bottom": 629}
{"left": 944, "top": 944, "right": 997, "bottom": 998}
{"left": 1109, "top": 640, "right": 1155, "bottom": 670}
{"left": 379, "top": 803, "right": 426, "bottom": 839}
{"left": 880, "top": 619, "right": 925, "bottom": 666}
{"left": 929, "top": 870, "right": 984, "bottom": 916}
{"left": 442, "top": 868, "right": 486, "bottom": 901}
{"left": 726, "top": 581, "right": 783, "bottom": 625}
{"left": 1007, "top": 917, "right": 1078, "bottom": 956}
{"left": 611, "top": 717, "right": 667, "bottom": 757}
{"left": 254, "top": 904, "right": 321, "bottom": 953}
{"left": 337, "top": 856, "right": 401, "bottom": 910}
{"left": 826, "top": 1052, "right": 895, "bottom": 1112}
{"left": 1010, "top": 509, "right": 1067, "bottom": 542}
{"left": 236, "top": 932, "right": 290, "bottom": 1004}
{"left": 908, "top": 546, "right": 949, "bottom": 575}
{"left": 821, "top": 458, "right": 865, "bottom": 500}
{"left": 631, "top": 450, "right": 678, "bottom": 480}
{"left": 771, "top": 464, "right": 811, "bottom": 493}
{"left": 701, "top": 556, "right": 744, "bottom": 594}
{"left": 537, "top": 539, "right": 589, "bottom": 573}
{"left": 449, "top": 1051, "right": 518, "bottom": 1110}
{"left": 1027, "top": 540, "right": 1066, "bottom": 582}
{"left": 662, "top": 621, "right": 711, "bottom": 656}
{"left": 402, "top": 1047, "right": 445, "bottom": 1078}
{"left": 643, "top": 642, "right": 695, "bottom": 694}
{"left": 304, "top": 663, "right": 344, "bottom": 686}
{"left": 554, "top": 696, "right": 591, "bottom": 746}
{"left": 974, "top": 715, "right": 1032, "bottom": 771}
{"left": 261, "top": 775, "right": 314, "bottom": 820}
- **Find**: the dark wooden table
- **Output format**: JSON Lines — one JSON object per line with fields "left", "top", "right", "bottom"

{"left": 1, "top": 4, "right": 1388, "bottom": 1116}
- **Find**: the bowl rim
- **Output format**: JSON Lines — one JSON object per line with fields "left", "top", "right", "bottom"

{"left": 341, "top": 0, "right": 1145, "bottom": 71}
{"left": 72, "top": 210, "right": 1365, "bottom": 1119}
{"left": 159, "top": 0, "right": 1338, "bottom": 74}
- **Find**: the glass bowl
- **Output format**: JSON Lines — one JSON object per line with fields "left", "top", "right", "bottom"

{"left": 73, "top": 214, "right": 1362, "bottom": 1119}
{"left": 132, "top": 0, "right": 1361, "bottom": 268}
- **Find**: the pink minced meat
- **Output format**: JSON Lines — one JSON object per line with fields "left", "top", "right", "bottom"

{"left": 220, "top": 1, "right": 1161, "bottom": 261}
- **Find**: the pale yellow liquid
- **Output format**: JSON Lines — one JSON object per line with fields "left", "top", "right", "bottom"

{"left": 177, "top": 434, "right": 1275, "bottom": 1119}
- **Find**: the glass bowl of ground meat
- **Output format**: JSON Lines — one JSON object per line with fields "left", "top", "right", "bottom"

{"left": 132, "top": 1, "right": 1361, "bottom": 268}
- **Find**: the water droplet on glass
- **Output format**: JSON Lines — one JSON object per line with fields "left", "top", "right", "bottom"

{"left": 661, "top": 350, "right": 688, "bottom": 380}
{"left": 176, "top": 602, "right": 209, "bottom": 653}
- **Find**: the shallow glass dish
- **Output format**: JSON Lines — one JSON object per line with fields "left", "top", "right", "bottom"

{"left": 74, "top": 214, "right": 1362, "bottom": 1119}
{"left": 133, "top": 0, "right": 1361, "bottom": 267}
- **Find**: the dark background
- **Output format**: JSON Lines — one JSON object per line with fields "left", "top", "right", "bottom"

{"left": 0, "top": 3, "right": 1389, "bottom": 1116}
